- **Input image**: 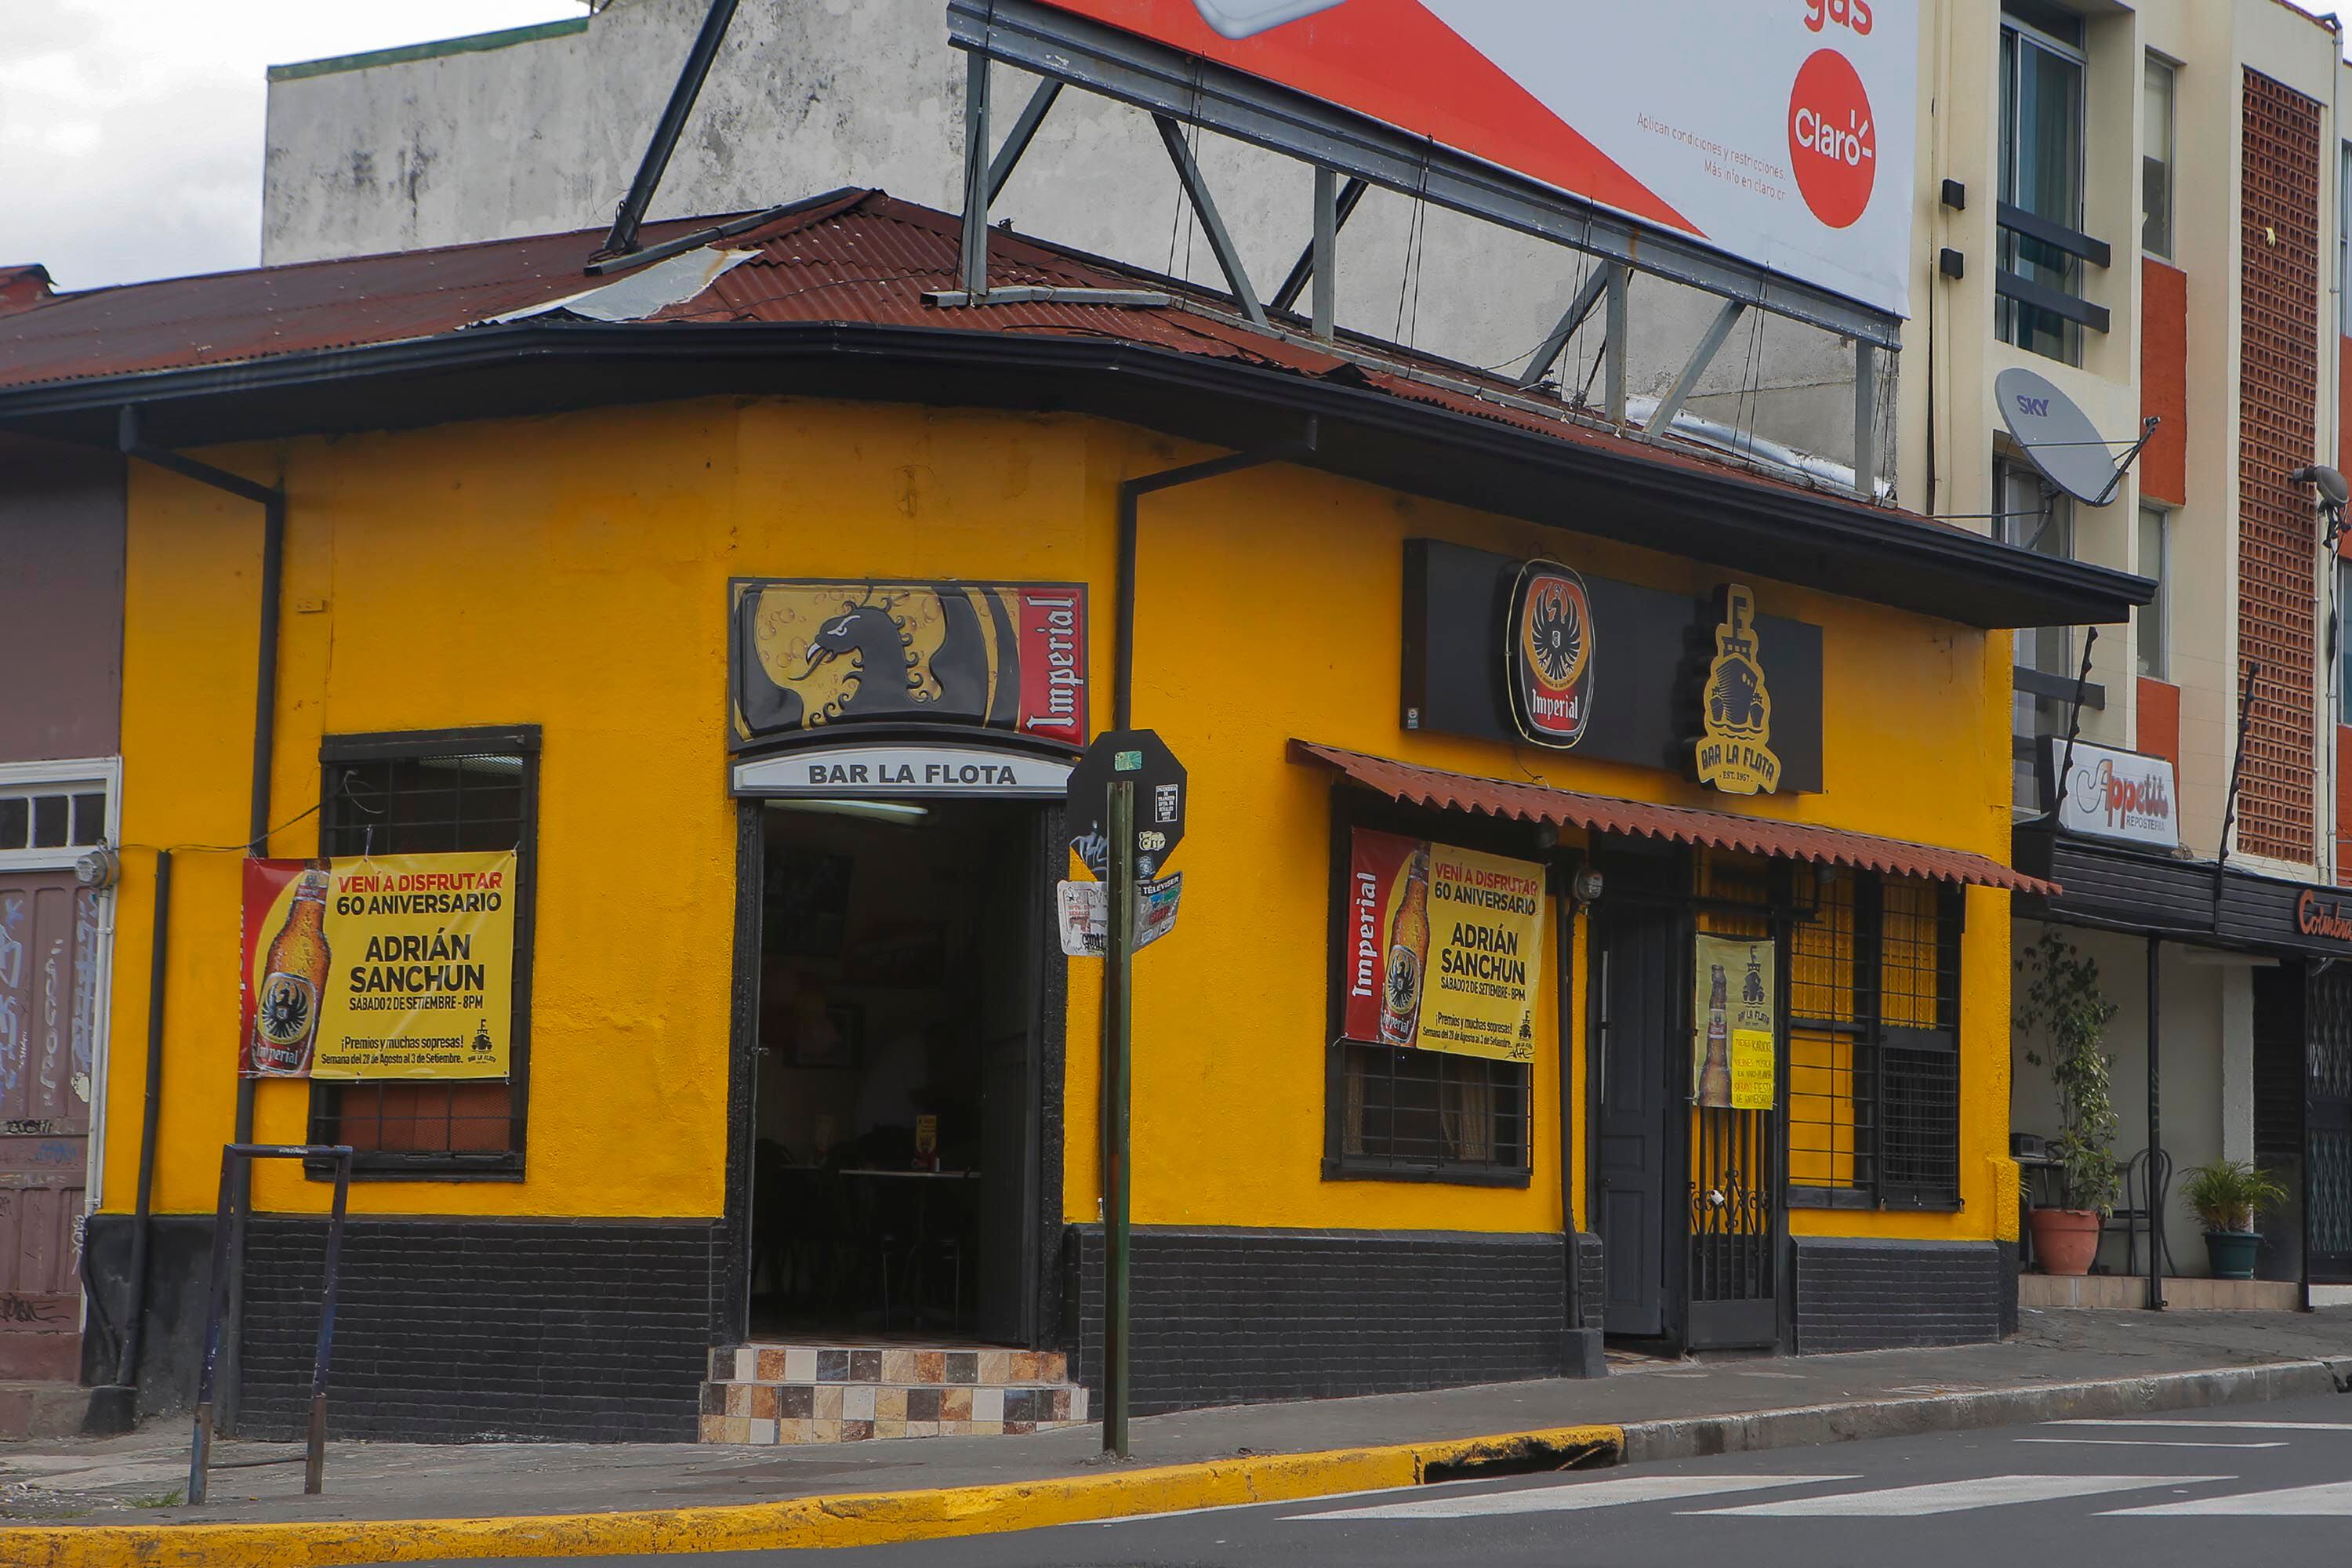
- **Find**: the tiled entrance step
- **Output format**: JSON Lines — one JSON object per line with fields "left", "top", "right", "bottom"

{"left": 699, "top": 1343, "right": 1089, "bottom": 1444}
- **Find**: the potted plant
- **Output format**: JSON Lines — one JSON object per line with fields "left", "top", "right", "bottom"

{"left": 2014, "top": 930, "right": 2121, "bottom": 1276}
{"left": 2179, "top": 1159, "right": 2288, "bottom": 1280}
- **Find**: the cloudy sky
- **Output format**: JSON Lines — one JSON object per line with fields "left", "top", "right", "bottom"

{"left": 3, "top": 1, "right": 582, "bottom": 291}
{"left": 6, "top": 1, "right": 2352, "bottom": 292}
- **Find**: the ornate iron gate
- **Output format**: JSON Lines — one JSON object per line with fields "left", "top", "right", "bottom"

{"left": 2309, "top": 967, "right": 2352, "bottom": 1283}
{"left": 1684, "top": 862, "right": 1780, "bottom": 1348}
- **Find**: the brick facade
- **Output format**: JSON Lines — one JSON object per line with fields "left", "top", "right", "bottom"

{"left": 2235, "top": 69, "right": 2324, "bottom": 866}
{"left": 1790, "top": 1237, "right": 2006, "bottom": 1352}
{"left": 1064, "top": 1226, "right": 1576, "bottom": 1414}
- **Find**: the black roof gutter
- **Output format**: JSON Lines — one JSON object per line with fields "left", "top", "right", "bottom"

{"left": 0, "top": 318, "right": 2151, "bottom": 630}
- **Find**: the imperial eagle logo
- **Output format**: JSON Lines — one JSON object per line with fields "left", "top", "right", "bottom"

{"left": 1507, "top": 561, "right": 1595, "bottom": 750}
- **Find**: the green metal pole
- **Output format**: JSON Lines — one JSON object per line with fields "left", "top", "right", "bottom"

{"left": 1103, "top": 779, "right": 1135, "bottom": 1458}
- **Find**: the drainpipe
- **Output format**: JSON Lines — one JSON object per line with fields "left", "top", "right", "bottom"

{"left": 117, "top": 406, "right": 284, "bottom": 1435}
{"left": 1114, "top": 420, "right": 1318, "bottom": 728}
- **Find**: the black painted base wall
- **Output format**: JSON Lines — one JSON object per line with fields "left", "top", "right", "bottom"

{"left": 1791, "top": 1237, "right": 2005, "bottom": 1353}
{"left": 1063, "top": 1225, "right": 1587, "bottom": 1414}
{"left": 83, "top": 1214, "right": 724, "bottom": 1442}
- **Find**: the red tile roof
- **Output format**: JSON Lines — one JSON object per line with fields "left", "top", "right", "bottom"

{"left": 1288, "top": 739, "right": 2059, "bottom": 895}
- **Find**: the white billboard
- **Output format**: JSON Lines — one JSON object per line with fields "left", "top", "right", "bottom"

{"left": 1037, "top": 1, "right": 1918, "bottom": 317}
{"left": 2049, "top": 739, "right": 2180, "bottom": 851}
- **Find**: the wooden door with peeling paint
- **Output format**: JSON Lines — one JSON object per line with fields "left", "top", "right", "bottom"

{"left": 0, "top": 871, "right": 99, "bottom": 1381}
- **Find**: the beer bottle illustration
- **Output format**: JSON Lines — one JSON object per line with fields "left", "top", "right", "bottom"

{"left": 1379, "top": 848, "right": 1432, "bottom": 1047}
{"left": 252, "top": 869, "right": 332, "bottom": 1075}
{"left": 1697, "top": 962, "right": 1734, "bottom": 1108}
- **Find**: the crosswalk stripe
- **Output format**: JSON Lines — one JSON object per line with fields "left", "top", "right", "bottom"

{"left": 2014, "top": 1438, "right": 2288, "bottom": 1450}
{"left": 1688, "top": 1474, "right": 2229, "bottom": 1517}
{"left": 2049, "top": 1418, "right": 2352, "bottom": 1432}
{"left": 1294, "top": 1473, "right": 1856, "bottom": 1521}
{"left": 2103, "top": 1480, "right": 2352, "bottom": 1516}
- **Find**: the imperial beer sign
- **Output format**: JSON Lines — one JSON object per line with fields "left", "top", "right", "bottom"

{"left": 1340, "top": 827, "right": 1543, "bottom": 1062}
{"left": 731, "top": 579, "right": 1087, "bottom": 750}
{"left": 1507, "top": 560, "right": 1595, "bottom": 749}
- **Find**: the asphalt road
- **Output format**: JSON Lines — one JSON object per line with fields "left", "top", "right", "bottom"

{"left": 382, "top": 1394, "right": 2352, "bottom": 1567}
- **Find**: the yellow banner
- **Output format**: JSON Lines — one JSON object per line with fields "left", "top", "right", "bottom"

{"left": 1693, "top": 933, "right": 1775, "bottom": 1110}
{"left": 1346, "top": 829, "right": 1544, "bottom": 1062}
{"left": 242, "top": 852, "right": 517, "bottom": 1080}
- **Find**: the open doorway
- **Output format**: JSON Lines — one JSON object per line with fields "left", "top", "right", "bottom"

{"left": 747, "top": 797, "right": 1046, "bottom": 1347}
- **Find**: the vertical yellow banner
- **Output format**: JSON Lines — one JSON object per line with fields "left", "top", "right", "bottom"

{"left": 1693, "top": 932, "right": 1776, "bottom": 1110}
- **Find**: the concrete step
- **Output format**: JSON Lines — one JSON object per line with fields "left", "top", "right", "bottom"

{"left": 2020, "top": 1272, "right": 2301, "bottom": 1310}
{"left": 0, "top": 1379, "right": 94, "bottom": 1440}
{"left": 699, "top": 1343, "right": 1087, "bottom": 1443}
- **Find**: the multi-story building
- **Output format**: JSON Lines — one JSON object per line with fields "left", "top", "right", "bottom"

{"left": 1906, "top": 1, "right": 2352, "bottom": 1301}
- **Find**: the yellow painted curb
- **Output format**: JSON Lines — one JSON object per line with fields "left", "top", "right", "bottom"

{"left": 3, "top": 1425, "right": 1621, "bottom": 1567}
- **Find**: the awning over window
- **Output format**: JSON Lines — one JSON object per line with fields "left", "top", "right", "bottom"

{"left": 1289, "top": 739, "right": 2059, "bottom": 896}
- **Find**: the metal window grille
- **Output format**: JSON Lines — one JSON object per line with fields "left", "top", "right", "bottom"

{"left": 1340, "top": 1043, "right": 1529, "bottom": 1174}
{"left": 310, "top": 744, "right": 534, "bottom": 1171}
{"left": 1875, "top": 879, "right": 1963, "bottom": 1208}
{"left": 1788, "top": 869, "right": 1872, "bottom": 1194}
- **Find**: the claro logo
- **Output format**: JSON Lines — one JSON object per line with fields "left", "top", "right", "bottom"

{"left": 2299, "top": 890, "right": 2352, "bottom": 943}
{"left": 1788, "top": 48, "right": 1877, "bottom": 230}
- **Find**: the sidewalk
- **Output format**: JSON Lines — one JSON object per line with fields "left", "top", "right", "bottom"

{"left": 3, "top": 1306, "right": 2348, "bottom": 1557}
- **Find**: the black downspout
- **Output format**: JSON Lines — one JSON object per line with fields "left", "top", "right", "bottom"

{"left": 601, "top": 0, "right": 742, "bottom": 259}
{"left": 82, "top": 849, "right": 172, "bottom": 1434}
{"left": 118, "top": 406, "right": 284, "bottom": 1435}
{"left": 1114, "top": 421, "right": 1318, "bottom": 728}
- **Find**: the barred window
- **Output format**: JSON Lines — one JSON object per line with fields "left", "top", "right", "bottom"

{"left": 1788, "top": 871, "right": 1962, "bottom": 1209}
{"left": 1337, "top": 1045, "right": 1530, "bottom": 1175}
{"left": 307, "top": 727, "right": 539, "bottom": 1177}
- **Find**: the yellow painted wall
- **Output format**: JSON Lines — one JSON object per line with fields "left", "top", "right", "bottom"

{"left": 107, "top": 394, "right": 2013, "bottom": 1248}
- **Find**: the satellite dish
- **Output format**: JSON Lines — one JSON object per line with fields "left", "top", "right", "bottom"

{"left": 1995, "top": 367, "right": 2124, "bottom": 506}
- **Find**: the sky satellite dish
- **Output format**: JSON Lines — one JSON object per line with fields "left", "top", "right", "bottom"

{"left": 1995, "top": 367, "right": 2125, "bottom": 506}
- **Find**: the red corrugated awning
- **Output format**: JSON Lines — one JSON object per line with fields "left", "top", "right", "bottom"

{"left": 1289, "top": 739, "right": 2058, "bottom": 896}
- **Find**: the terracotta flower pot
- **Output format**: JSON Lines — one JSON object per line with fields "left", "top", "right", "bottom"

{"left": 2029, "top": 1207, "right": 2103, "bottom": 1276}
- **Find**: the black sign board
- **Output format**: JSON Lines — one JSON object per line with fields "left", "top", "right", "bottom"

{"left": 1067, "top": 729, "right": 1187, "bottom": 879}
{"left": 1401, "top": 539, "right": 1823, "bottom": 794}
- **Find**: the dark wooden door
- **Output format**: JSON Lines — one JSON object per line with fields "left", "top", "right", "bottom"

{"left": 1595, "top": 902, "right": 1676, "bottom": 1336}
{"left": 0, "top": 873, "right": 98, "bottom": 1381}
{"left": 975, "top": 812, "right": 1043, "bottom": 1345}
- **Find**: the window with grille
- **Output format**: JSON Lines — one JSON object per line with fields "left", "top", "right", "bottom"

{"left": 307, "top": 727, "right": 538, "bottom": 1177}
{"left": 1787, "top": 871, "right": 1962, "bottom": 1210}
{"left": 1322, "top": 806, "right": 1537, "bottom": 1185}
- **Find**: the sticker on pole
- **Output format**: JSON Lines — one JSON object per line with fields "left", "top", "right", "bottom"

{"left": 1058, "top": 874, "right": 1183, "bottom": 956}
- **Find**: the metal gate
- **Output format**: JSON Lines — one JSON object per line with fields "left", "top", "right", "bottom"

{"left": 0, "top": 872, "right": 101, "bottom": 1380}
{"left": 2308, "top": 966, "right": 2352, "bottom": 1284}
{"left": 1684, "top": 862, "right": 1779, "bottom": 1348}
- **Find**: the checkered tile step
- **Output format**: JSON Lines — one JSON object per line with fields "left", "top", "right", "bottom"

{"left": 698, "top": 1344, "right": 1089, "bottom": 1444}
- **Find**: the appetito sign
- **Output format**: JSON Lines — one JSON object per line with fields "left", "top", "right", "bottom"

{"left": 2298, "top": 890, "right": 2352, "bottom": 943}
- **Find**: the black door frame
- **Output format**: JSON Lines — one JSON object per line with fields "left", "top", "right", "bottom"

{"left": 720, "top": 796, "right": 1067, "bottom": 1350}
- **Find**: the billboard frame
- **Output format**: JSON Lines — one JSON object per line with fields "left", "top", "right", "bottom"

{"left": 945, "top": 0, "right": 1903, "bottom": 352}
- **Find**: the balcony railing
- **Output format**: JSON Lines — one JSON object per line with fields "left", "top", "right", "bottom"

{"left": 1997, "top": 202, "right": 2111, "bottom": 336}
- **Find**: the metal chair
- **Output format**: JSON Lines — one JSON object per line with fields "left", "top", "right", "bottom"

{"left": 2103, "top": 1147, "right": 2175, "bottom": 1279}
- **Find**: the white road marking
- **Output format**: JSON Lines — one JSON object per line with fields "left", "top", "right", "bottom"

{"left": 1294, "top": 1473, "right": 1856, "bottom": 1520}
{"left": 2014, "top": 1438, "right": 2288, "bottom": 1450}
{"left": 2049, "top": 1418, "right": 2352, "bottom": 1432}
{"left": 1689, "top": 1474, "right": 2230, "bottom": 1517}
{"left": 2105, "top": 1480, "right": 2352, "bottom": 1516}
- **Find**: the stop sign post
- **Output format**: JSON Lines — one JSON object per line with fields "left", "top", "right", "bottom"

{"left": 1064, "top": 728, "right": 1185, "bottom": 1460}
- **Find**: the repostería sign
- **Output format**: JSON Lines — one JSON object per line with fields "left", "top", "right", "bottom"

{"left": 1341, "top": 828, "right": 1543, "bottom": 1062}
{"left": 731, "top": 579, "right": 1087, "bottom": 750}
{"left": 1692, "top": 933, "right": 1775, "bottom": 1111}
{"left": 1692, "top": 585, "right": 1782, "bottom": 797}
{"left": 1507, "top": 559, "right": 1596, "bottom": 750}
{"left": 239, "top": 853, "right": 517, "bottom": 1080}
{"left": 2045, "top": 738, "right": 2178, "bottom": 851}
{"left": 1030, "top": 1, "right": 1918, "bottom": 317}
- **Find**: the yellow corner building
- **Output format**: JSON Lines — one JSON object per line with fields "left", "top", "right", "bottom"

{"left": 0, "top": 191, "right": 2146, "bottom": 1443}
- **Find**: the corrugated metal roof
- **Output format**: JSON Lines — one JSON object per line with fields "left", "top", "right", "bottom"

{"left": 0, "top": 190, "right": 1931, "bottom": 526}
{"left": 1287, "top": 739, "right": 2060, "bottom": 896}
